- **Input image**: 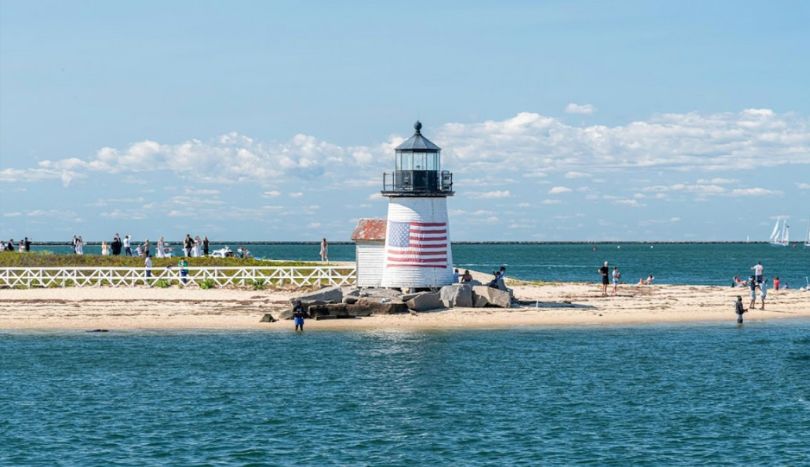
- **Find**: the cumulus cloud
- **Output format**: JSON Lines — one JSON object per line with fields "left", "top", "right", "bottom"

{"left": 548, "top": 186, "right": 572, "bottom": 194}
{"left": 797, "top": 183, "right": 810, "bottom": 190}
{"left": 5, "top": 109, "right": 810, "bottom": 191}
{"left": 565, "top": 103, "right": 596, "bottom": 115}
{"left": 729, "top": 188, "right": 781, "bottom": 197}
{"left": 643, "top": 180, "right": 782, "bottom": 199}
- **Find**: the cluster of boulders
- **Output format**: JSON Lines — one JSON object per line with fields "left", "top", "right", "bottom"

{"left": 273, "top": 283, "right": 513, "bottom": 321}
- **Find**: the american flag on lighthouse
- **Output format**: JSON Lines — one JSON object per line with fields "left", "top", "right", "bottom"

{"left": 386, "top": 221, "right": 448, "bottom": 268}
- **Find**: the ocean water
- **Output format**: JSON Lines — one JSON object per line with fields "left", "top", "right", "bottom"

{"left": 2, "top": 323, "right": 810, "bottom": 465}
{"left": 31, "top": 242, "right": 810, "bottom": 286}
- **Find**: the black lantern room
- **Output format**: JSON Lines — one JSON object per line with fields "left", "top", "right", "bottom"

{"left": 382, "top": 121, "right": 454, "bottom": 197}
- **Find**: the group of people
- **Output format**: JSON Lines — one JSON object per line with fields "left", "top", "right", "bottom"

{"left": 98, "top": 234, "right": 134, "bottom": 256}
{"left": 597, "top": 262, "right": 650, "bottom": 296}
{"left": 1, "top": 237, "right": 31, "bottom": 252}
{"left": 182, "top": 234, "right": 210, "bottom": 257}
{"left": 450, "top": 266, "right": 510, "bottom": 292}
{"left": 735, "top": 261, "right": 772, "bottom": 323}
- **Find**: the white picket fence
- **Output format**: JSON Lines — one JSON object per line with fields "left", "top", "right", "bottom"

{"left": 0, "top": 266, "right": 357, "bottom": 289}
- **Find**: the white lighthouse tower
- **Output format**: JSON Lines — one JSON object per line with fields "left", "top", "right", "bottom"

{"left": 380, "top": 121, "right": 454, "bottom": 288}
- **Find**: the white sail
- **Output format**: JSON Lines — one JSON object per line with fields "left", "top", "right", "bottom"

{"left": 769, "top": 219, "right": 780, "bottom": 242}
{"left": 769, "top": 217, "right": 789, "bottom": 246}
{"left": 806, "top": 221, "right": 810, "bottom": 246}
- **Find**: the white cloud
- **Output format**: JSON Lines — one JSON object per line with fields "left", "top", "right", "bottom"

{"left": 289, "top": 192, "right": 304, "bottom": 198}
{"left": 564, "top": 171, "right": 591, "bottom": 179}
{"left": 797, "top": 183, "right": 810, "bottom": 190}
{"left": 541, "top": 199, "right": 561, "bottom": 205}
{"left": 7, "top": 110, "right": 810, "bottom": 192}
{"left": 548, "top": 186, "right": 572, "bottom": 194}
{"left": 467, "top": 190, "right": 511, "bottom": 199}
{"left": 263, "top": 190, "right": 281, "bottom": 198}
{"left": 729, "top": 188, "right": 782, "bottom": 197}
{"left": 565, "top": 103, "right": 596, "bottom": 115}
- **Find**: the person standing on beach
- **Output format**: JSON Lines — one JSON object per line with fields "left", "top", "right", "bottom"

{"left": 612, "top": 266, "right": 621, "bottom": 295}
{"left": 293, "top": 301, "right": 305, "bottom": 332}
{"left": 598, "top": 261, "right": 610, "bottom": 296}
{"left": 203, "top": 236, "right": 209, "bottom": 256}
{"left": 124, "top": 235, "right": 132, "bottom": 256}
{"left": 748, "top": 276, "right": 758, "bottom": 310}
{"left": 178, "top": 257, "right": 189, "bottom": 284}
{"left": 101, "top": 241, "right": 109, "bottom": 256}
{"left": 773, "top": 276, "right": 780, "bottom": 291}
{"left": 735, "top": 296, "right": 747, "bottom": 324}
{"left": 453, "top": 268, "right": 460, "bottom": 283}
{"left": 751, "top": 261, "right": 764, "bottom": 284}
{"left": 320, "top": 238, "right": 328, "bottom": 262}
{"left": 24, "top": 237, "right": 31, "bottom": 252}
{"left": 76, "top": 236, "right": 84, "bottom": 255}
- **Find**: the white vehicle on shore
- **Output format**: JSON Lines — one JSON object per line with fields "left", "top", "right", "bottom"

{"left": 210, "top": 246, "right": 234, "bottom": 258}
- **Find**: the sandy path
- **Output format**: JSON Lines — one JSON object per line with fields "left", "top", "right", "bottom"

{"left": 1, "top": 283, "right": 808, "bottom": 331}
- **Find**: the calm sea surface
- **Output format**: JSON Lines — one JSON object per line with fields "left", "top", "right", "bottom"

{"left": 2, "top": 323, "right": 810, "bottom": 465}
{"left": 33, "top": 242, "right": 810, "bottom": 287}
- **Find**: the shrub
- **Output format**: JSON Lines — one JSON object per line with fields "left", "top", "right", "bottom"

{"left": 200, "top": 279, "right": 216, "bottom": 290}
{"left": 155, "top": 279, "right": 171, "bottom": 288}
{"left": 251, "top": 279, "right": 267, "bottom": 290}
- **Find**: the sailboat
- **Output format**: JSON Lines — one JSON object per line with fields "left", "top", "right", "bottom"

{"left": 769, "top": 217, "right": 789, "bottom": 246}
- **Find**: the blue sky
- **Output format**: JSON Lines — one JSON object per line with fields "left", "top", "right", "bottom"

{"left": 1, "top": 1, "right": 809, "bottom": 241}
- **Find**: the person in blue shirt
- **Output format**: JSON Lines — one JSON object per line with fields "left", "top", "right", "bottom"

{"left": 293, "top": 301, "right": 305, "bottom": 332}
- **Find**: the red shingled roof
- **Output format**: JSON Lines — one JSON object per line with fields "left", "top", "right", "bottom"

{"left": 351, "top": 218, "right": 386, "bottom": 241}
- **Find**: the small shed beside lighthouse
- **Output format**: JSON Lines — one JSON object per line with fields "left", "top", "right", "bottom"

{"left": 351, "top": 218, "right": 387, "bottom": 287}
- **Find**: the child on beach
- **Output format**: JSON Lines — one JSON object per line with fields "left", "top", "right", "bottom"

{"left": 612, "top": 267, "right": 621, "bottom": 295}
{"left": 735, "top": 296, "right": 747, "bottom": 324}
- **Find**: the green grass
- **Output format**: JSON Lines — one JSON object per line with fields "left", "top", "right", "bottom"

{"left": 0, "top": 251, "right": 317, "bottom": 268}
{"left": 0, "top": 252, "right": 356, "bottom": 289}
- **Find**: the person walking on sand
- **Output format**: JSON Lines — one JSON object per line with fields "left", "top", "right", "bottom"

{"left": 293, "top": 301, "right": 305, "bottom": 332}
{"left": 735, "top": 296, "right": 747, "bottom": 324}
{"left": 145, "top": 253, "right": 153, "bottom": 279}
{"left": 612, "top": 266, "right": 621, "bottom": 295}
{"left": 320, "top": 238, "right": 329, "bottom": 262}
{"left": 598, "top": 261, "right": 610, "bottom": 296}
{"left": 751, "top": 261, "right": 764, "bottom": 284}
{"left": 759, "top": 278, "right": 767, "bottom": 310}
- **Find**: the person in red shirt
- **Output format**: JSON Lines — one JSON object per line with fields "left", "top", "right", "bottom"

{"left": 773, "top": 276, "right": 780, "bottom": 291}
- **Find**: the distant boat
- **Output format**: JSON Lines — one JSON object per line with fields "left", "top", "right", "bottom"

{"left": 769, "top": 217, "right": 790, "bottom": 247}
{"left": 746, "top": 235, "right": 750, "bottom": 243}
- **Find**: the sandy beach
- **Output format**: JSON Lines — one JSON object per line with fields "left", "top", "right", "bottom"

{"left": 2, "top": 282, "right": 808, "bottom": 331}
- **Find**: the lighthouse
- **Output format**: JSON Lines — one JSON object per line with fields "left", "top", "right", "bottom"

{"left": 380, "top": 121, "right": 455, "bottom": 288}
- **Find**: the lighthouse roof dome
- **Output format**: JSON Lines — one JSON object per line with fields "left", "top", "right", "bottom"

{"left": 395, "top": 121, "right": 441, "bottom": 152}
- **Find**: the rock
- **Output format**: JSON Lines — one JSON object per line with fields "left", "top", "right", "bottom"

{"left": 472, "top": 293, "right": 489, "bottom": 308}
{"left": 342, "top": 296, "right": 359, "bottom": 305}
{"left": 272, "top": 308, "right": 294, "bottom": 320}
{"left": 259, "top": 313, "right": 276, "bottom": 323}
{"left": 308, "top": 303, "right": 349, "bottom": 318}
{"left": 471, "top": 286, "right": 512, "bottom": 308}
{"left": 291, "top": 285, "right": 343, "bottom": 305}
{"left": 440, "top": 284, "right": 473, "bottom": 308}
{"left": 345, "top": 305, "right": 373, "bottom": 317}
{"left": 354, "top": 298, "right": 408, "bottom": 315}
{"left": 400, "top": 292, "right": 422, "bottom": 302}
{"left": 405, "top": 292, "right": 444, "bottom": 311}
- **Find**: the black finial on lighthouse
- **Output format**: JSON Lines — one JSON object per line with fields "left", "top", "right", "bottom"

{"left": 414, "top": 120, "right": 422, "bottom": 134}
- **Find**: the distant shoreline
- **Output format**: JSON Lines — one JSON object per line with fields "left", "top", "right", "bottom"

{"left": 25, "top": 240, "right": 785, "bottom": 246}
